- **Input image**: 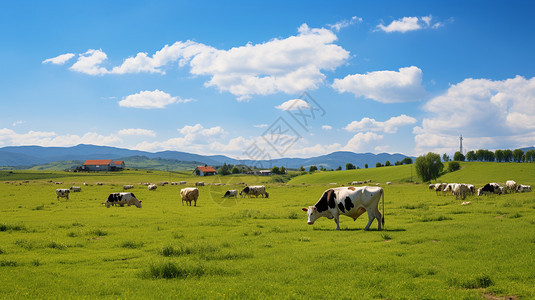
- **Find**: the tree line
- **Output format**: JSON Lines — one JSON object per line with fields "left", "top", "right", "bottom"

{"left": 443, "top": 149, "right": 535, "bottom": 163}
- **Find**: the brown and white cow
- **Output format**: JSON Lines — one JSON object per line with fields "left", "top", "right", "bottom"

{"left": 56, "top": 189, "right": 70, "bottom": 200}
{"left": 104, "top": 192, "right": 142, "bottom": 208}
{"left": 302, "top": 186, "right": 384, "bottom": 231}
{"left": 180, "top": 187, "right": 199, "bottom": 206}
{"left": 240, "top": 186, "right": 269, "bottom": 198}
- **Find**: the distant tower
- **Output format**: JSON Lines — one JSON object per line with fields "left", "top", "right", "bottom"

{"left": 459, "top": 135, "right": 463, "bottom": 154}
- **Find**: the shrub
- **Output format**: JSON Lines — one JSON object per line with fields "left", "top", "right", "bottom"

{"left": 448, "top": 161, "right": 461, "bottom": 172}
{"left": 414, "top": 152, "right": 444, "bottom": 182}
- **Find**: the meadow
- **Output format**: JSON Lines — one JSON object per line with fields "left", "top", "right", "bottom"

{"left": 1, "top": 162, "right": 534, "bottom": 299}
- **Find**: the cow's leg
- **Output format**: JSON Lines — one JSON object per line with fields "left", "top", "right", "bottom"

{"left": 364, "top": 212, "right": 375, "bottom": 231}
{"left": 194, "top": 200, "right": 197, "bottom": 206}
{"left": 334, "top": 216, "right": 340, "bottom": 230}
{"left": 375, "top": 208, "right": 382, "bottom": 231}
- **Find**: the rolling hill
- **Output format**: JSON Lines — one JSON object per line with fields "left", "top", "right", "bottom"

{"left": 0, "top": 144, "right": 413, "bottom": 170}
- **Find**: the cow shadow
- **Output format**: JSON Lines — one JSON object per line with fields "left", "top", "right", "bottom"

{"left": 312, "top": 227, "right": 406, "bottom": 232}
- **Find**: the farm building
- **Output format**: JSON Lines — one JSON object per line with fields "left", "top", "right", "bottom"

{"left": 193, "top": 165, "right": 217, "bottom": 176}
{"left": 259, "top": 170, "right": 272, "bottom": 176}
{"left": 82, "top": 160, "right": 125, "bottom": 171}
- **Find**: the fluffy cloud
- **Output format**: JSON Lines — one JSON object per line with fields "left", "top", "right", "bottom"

{"left": 118, "top": 89, "right": 191, "bottom": 109}
{"left": 42, "top": 53, "right": 75, "bottom": 65}
{"left": 414, "top": 75, "right": 535, "bottom": 154}
{"left": 342, "top": 132, "right": 384, "bottom": 152}
{"left": 118, "top": 128, "right": 156, "bottom": 137}
{"left": 344, "top": 114, "right": 417, "bottom": 133}
{"left": 328, "top": 16, "right": 362, "bottom": 32}
{"left": 332, "top": 66, "right": 426, "bottom": 103}
{"left": 69, "top": 49, "right": 109, "bottom": 75}
{"left": 321, "top": 125, "right": 333, "bottom": 130}
{"left": 47, "top": 24, "right": 349, "bottom": 100}
{"left": 275, "top": 99, "right": 311, "bottom": 111}
{"left": 0, "top": 128, "right": 121, "bottom": 147}
{"left": 376, "top": 15, "right": 442, "bottom": 33}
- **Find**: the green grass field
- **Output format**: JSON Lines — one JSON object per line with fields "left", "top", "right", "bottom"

{"left": 1, "top": 163, "right": 534, "bottom": 299}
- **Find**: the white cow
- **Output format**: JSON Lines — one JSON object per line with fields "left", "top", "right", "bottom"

{"left": 70, "top": 186, "right": 81, "bottom": 192}
{"left": 505, "top": 180, "right": 517, "bottom": 193}
{"left": 180, "top": 187, "right": 199, "bottom": 206}
{"left": 148, "top": 184, "right": 157, "bottom": 191}
{"left": 104, "top": 192, "right": 142, "bottom": 208}
{"left": 303, "top": 186, "right": 384, "bottom": 231}
{"left": 56, "top": 189, "right": 70, "bottom": 200}
{"left": 453, "top": 184, "right": 471, "bottom": 200}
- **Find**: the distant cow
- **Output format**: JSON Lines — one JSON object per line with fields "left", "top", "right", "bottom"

{"left": 223, "top": 190, "right": 238, "bottom": 198}
{"left": 148, "top": 184, "right": 157, "bottom": 191}
{"left": 505, "top": 180, "right": 517, "bottom": 193}
{"left": 70, "top": 186, "right": 81, "bottom": 192}
{"left": 240, "top": 186, "right": 269, "bottom": 198}
{"left": 195, "top": 182, "right": 205, "bottom": 187}
{"left": 434, "top": 183, "right": 448, "bottom": 195}
{"left": 180, "top": 188, "right": 199, "bottom": 206}
{"left": 453, "top": 184, "right": 470, "bottom": 200}
{"left": 303, "top": 186, "right": 384, "bottom": 231}
{"left": 104, "top": 192, "right": 142, "bottom": 208}
{"left": 123, "top": 185, "right": 134, "bottom": 190}
{"left": 517, "top": 184, "right": 531, "bottom": 193}
{"left": 386, "top": 182, "right": 392, "bottom": 185}
{"left": 179, "top": 181, "right": 187, "bottom": 185}
{"left": 478, "top": 183, "right": 503, "bottom": 196}
{"left": 56, "top": 189, "right": 70, "bottom": 200}
{"left": 351, "top": 181, "right": 363, "bottom": 185}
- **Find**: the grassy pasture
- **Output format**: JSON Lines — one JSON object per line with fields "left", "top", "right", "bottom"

{"left": 1, "top": 163, "right": 534, "bottom": 299}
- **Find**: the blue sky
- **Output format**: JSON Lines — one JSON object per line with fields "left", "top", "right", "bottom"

{"left": 1, "top": 1, "right": 535, "bottom": 160}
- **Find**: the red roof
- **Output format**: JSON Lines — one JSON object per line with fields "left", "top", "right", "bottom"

{"left": 113, "top": 161, "right": 124, "bottom": 165}
{"left": 84, "top": 159, "right": 112, "bottom": 166}
{"left": 197, "top": 166, "right": 216, "bottom": 173}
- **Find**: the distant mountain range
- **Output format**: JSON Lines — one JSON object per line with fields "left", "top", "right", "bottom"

{"left": 0, "top": 144, "right": 415, "bottom": 171}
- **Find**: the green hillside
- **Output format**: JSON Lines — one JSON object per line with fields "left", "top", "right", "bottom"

{"left": 289, "top": 162, "right": 535, "bottom": 186}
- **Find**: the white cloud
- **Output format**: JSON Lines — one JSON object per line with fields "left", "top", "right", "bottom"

{"left": 275, "top": 99, "right": 311, "bottom": 111}
{"left": 344, "top": 114, "right": 417, "bottom": 133}
{"left": 42, "top": 53, "right": 75, "bottom": 65}
{"left": 118, "top": 89, "right": 191, "bottom": 109}
{"left": 118, "top": 128, "right": 156, "bottom": 137}
{"left": 0, "top": 128, "right": 121, "bottom": 148}
{"left": 69, "top": 49, "right": 109, "bottom": 75}
{"left": 254, "top": 124, "right": 268, "bottom": 128}
{"left": 414, "top": 75, "right": 535, "bottom": 154}
{"left": 12, "top": 120, "right": 25, "bottom": 127}
{"left": 321, "top": 125, "right": 333, "bottom": 130}
{"left": 332, "top": 66, "right": 426, "bottom": 103}
{"left": 329, "top": 16, "right": 362, "bottom": 32}
{"left": 376, "top": 15, "right": 441, "bottom": 33}
{"left": 48, "top": 24, "right": 349, "bottom": 100}
{"left": 342, "top": 132, "right": 384, "bottom": 152}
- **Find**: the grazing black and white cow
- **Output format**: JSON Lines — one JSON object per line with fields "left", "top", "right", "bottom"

{"left": 478, "top": 183, "right": 503, "bottom": 196}
{"left": 302, "top": 186, "right": 384, "bottom": 231}
{"left": 104, "top": 193, "right": 142, "bottom": 208}
{"left": 517, "top": 184, "right": 531, "bottom": 193}
{"left": 56, "top": 189, "right": 70, "bottom": 200}
{"left": 222, "top": 190, "right": 238, "bottom": 198}
{"left": 240, "top": 186, "right": 269, "bottom": 198}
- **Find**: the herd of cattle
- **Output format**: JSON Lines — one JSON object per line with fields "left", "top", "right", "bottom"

{"left": 54, "top": 184, "right": 270, "bottom": 209}
{"left": 429, "top": 180, "right": 531, "bottom": 200}
{"left": 51, "top": 178, "right": 531, "bottom": 231}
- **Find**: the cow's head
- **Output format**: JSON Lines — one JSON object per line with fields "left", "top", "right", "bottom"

{"left": 240, "top": 186, "right": 249, "bottom": 195}
{"left": 302, "top": 206, "right": 320, "bottom": 225}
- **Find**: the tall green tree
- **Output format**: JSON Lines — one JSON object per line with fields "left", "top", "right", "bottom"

{"left": 336, "top": 166, "right": 342, "bottom": 171}
{"left": 346, "top": 163, "right": 356, "bottom": 170}
{"left": 442, "top": 154, "right": 449, "bottom": 162}
{"left": 495, "top": 149, "right": 504, "bottom": 162}
{"left": 453, "top": 151, "right": 465, "bottom": 161}
{"left": 376, "top": 162, "right": 383, "bottom": 168}
{"left": 218, "top": 163, "right": 231, "bottom": 175}
{"left": 414, "top": 152, "right": 444, "bottom": 182}
{"left": 513, "top": 149, "right": 524, "bottom": 162}
{"left": 364, "top": 163, "right": 368, "bottom": 169}
{"left": 309, "top": 165, "right": 318, "bottom": 172}
{"left": 231, "top": 166, "right": 240, "bottom": 174}
{"left": 503, "top": 149, "right": 513, "bottom": 162}
{"left": 385, "top": 160, "right": 391, "bottom": 166}
{"left": 466, "top": 150, "right": 476, "bottom": 161}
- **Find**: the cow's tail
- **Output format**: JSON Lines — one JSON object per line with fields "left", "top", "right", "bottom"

{"left": 381, "top": 188, "right": 385, "bottom": 228}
